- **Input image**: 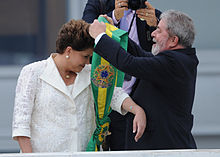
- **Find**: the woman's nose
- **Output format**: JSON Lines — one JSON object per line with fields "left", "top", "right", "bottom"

{"left": 86, "top": 57, "right": 90, "bottom": 64}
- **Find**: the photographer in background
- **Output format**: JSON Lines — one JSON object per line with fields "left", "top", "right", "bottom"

{"left": 83, "top": 0, "right": 161, "bottom": 53}
{"left": 82, "top": 0, "right": 161, "bottom": 151}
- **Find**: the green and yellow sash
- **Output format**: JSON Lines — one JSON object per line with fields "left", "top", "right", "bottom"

{"left": 86, "top": 16, "right": 128, "bottom": 151}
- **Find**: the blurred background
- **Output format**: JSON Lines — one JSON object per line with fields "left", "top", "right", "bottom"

{"left": 0, "top": 0, "right": 219, "bottom": 153}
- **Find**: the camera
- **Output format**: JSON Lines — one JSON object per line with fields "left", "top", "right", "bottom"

{"left": 128, "top": 0, "right": 147, "bottom": 10}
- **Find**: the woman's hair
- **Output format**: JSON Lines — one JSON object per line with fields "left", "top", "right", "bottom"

{"left": 56, "top": 19, "right": 94, "bottom": 53}
{"left": 160, "top": 10, "right": 195, "bottom": 48}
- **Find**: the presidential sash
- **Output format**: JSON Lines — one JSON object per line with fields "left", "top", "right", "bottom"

{"left": 86, "top": 16, "right": 128, "bottom": 151}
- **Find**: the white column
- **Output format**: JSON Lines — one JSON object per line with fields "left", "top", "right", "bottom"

{"left": 66, "top": 0, "right": 88, "bottom": 21}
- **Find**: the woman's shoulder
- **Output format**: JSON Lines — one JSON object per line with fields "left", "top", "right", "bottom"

{"left": 21, "top": 59, "right": 48, "bottom": 76}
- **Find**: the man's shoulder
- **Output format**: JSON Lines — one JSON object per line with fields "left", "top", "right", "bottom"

{"left": 161, "top": 48, "right": 196, "bottom": 56}
{"left": 158, "top": 48, "right": 198, "bottom": 66}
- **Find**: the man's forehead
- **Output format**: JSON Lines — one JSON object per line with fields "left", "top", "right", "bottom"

{"left": 158, "top": 19, "right": 166, "bottom": 30}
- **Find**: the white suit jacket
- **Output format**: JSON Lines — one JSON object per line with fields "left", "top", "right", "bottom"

{"left": 12, "top": 54, "right": 128, "bottom": 152}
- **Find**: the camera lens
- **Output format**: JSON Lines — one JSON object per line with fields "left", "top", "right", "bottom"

{"left": 140, "top": 0, "right": 147, "bottom": 9}
{"left": 128, "top": 0, "right": 147, "bottom": 10}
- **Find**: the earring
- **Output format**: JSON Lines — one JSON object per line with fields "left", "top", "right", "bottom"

{"left": 66, "top": 55, "right": 69, "bottom": 59}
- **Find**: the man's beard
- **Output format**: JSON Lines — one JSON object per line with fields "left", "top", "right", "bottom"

{"left": 151, "top": 44, "right": 161, "bottom": 56}
{"left": 151, "top": 38, "right": 168, "bottom": 56}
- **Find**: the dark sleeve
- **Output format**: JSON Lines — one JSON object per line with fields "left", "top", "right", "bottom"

{"left": 82, "top": 0, "right": 115, "bottom": 23}
{"left": 94, "top": 34, "right": 170, "bottom": 82}
{"left": 128, "top": 38, "right": 154, "bottom": 57}
{"left": 155, "top": 9, "right": 162, "bottom": 22}
{"left": 82, "top": 0, "right": 101, "bottom": 23}
{"left": 107, "top": 11, "right": 113, "bottom": 18}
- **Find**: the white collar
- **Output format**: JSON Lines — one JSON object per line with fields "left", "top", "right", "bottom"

{"left": 40, "top": 54, "right": 91, "bottom": 100}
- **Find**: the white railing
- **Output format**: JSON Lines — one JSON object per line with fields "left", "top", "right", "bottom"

{"left": 1, "top": 149, "right": 220, "bottom": 157}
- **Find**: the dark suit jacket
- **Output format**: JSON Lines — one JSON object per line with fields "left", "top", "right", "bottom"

{"left": 94, "top": 34, "right": 198, "bottom": 150}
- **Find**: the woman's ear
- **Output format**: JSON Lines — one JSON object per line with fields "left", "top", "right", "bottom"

{"left": 65, "top": 46, "right": 72, "bottom": 55}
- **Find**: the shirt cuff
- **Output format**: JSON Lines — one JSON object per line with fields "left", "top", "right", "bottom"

{"left": 12, "top": 127, "right": 31, "bottom": 141}
{"left": 117, "top": 92, "right": 129, "bottom": 115}
{"left": 112, "top": 10, "right": 120, "bottom": 25}
{"left": 112, "top": 88, "right": 129, "bottom": 115}
{"left": 95, "top": 32, "right": 106, "bottom": 45}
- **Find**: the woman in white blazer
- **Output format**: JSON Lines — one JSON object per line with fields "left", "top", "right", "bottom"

{"left": 12, "top": 19, "right": 146, "bottom": 153}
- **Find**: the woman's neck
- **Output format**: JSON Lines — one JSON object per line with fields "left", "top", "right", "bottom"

{"left": 53, "top": 53, "right": 77, "bottom": 86}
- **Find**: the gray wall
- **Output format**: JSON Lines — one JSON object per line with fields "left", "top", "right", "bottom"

{"left": 0, "top": 67, "right": 22, "bottom": 152}
{"left": 193, "top": 50, "right": 220, "bottom": 148}
{"left": 0, "top": 0, "right": 220, "bottom": 152}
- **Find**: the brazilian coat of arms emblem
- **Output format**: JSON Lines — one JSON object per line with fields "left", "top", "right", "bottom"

{"left": 91, "top": 64, "right": 115, "bottom": 88}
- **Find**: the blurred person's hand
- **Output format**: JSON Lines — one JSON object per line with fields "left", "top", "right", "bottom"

{"left": 114, "top": 0, "right": 128, "bottom": 21}
{"left": 136, "top": 1, "right": 157, "bottom": 27}
{"left": 100, "top": 14, "right": 114, "bottom": 25}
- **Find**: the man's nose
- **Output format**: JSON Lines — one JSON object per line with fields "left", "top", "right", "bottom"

{"left": 151, "top": 30, "right": 156, "bottom": 38}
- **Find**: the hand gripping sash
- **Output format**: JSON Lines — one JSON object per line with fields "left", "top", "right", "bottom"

{"left": 86, "top": 16, "right": 128, "bottom": 151}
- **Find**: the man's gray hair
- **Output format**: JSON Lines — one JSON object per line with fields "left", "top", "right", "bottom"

{"left": 160, "top": 10, "right": 195, "bottom": 48}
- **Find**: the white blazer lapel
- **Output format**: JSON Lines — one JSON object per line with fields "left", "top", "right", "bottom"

{"left": 72, "top": 64, "right": 91, "bottom": 99}
{"left": 39, "top": 55, "right": 71, "bottom": 98}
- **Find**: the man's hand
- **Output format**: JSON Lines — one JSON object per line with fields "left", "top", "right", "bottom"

{"left": 136, "top": 1, "right": 157, "bottom": 27}
{"left": 89, "top": 19, "right": 106, "bottom": 39}
{"left": 114, "top": 0, "right": 128, "bottom": 21}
